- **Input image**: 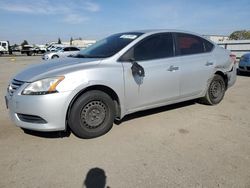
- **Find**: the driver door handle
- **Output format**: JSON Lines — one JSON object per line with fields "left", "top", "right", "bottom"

{"left": 168, "top": 65, "right": 179, "bottom": 72}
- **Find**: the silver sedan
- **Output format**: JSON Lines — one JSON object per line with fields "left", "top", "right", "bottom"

{"left": 42, "top": 46, "right": 80, "bottom": 60}
{"left": 6, "top": 30, "right": 237, "bottom": 138}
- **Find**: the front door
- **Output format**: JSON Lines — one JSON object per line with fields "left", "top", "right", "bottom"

{"left": 120, "top": 33, "right": 180, "bottom": 112}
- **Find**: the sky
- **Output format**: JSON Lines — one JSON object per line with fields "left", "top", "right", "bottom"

{"left": 0, "top": 0, "right": 250, "bottom": 44}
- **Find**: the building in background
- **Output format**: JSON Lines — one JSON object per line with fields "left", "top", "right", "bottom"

{"left": 203, "top": 35, "right": 229, "bottom": 43}
{"left": 72, "top": 39, "right": 96, "bottom": 48}
{"left": 203, "top": 35, "right": 250, "bottom": 59}
{"left": 217, "top": 40, "right": 250, "bottom": 59}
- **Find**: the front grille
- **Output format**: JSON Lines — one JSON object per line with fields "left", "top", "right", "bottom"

{"left": 17, "top": 113, "right": 47, "bottom": 124}
{"left": 8, "top": 79, "right": 25, "bottom": 96}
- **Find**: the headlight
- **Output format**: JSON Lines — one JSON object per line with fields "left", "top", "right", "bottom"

{"left": 22, "top": 76, "right": 64, "bottom": 95}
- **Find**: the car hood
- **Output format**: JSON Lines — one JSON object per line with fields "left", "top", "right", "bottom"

{"left": 14, "top": 57, "right": 102, "bottom": 82}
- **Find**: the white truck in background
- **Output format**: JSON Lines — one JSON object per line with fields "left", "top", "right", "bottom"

{"left": 0, "top": 41, "right": 10, "bottom": 55}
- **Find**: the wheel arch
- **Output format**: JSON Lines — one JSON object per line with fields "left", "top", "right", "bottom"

{"left": 51, "top": 54, "right": 59, "bottom": 58}
{"left": 214, "top": 71, "right": 228, "bottom": 89}
{"left": 66, "top": 85, "right": 121, "bottom": 127}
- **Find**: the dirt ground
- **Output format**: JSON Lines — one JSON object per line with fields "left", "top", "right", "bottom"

{"left": 0, "top": 56, "right": 249, "bottom": 188}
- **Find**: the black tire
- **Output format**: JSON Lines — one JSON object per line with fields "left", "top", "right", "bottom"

{"left": 68, "top": 90, "right": 115, "bottom": 139}
{"left": 52, "top": 55, "right": 59, "bottom": 59}
{"left": 200, "top": 74, "right": 226, "bottom": 105}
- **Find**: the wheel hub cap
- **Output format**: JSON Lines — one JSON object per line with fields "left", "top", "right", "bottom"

{"left": 80, "top": 101, "right": 106, "bottom": 129}
{"left": 210, "top": 81, "right": 222, "bottom": 98}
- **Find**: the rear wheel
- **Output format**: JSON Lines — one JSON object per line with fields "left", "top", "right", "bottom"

{"left": 200, "top": 74, "right": 226, "bottom": 105}
{"left": 68, "top": 90, "right": 115, "bottom": 138}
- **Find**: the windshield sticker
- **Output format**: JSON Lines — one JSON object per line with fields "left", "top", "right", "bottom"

{"left": 120, "top": 35, "right": 138, "bottom": 39}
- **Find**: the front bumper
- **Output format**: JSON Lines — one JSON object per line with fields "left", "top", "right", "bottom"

{"left": 42, "top": 54, "right": 49, "bottom": 60}
{"left": 238, "top": 66, "right": 250, "bottom": 72}
{"left": 5, "top": 91, "right": 72, "bottom": 131}
{"left": 238, "top": 61, "right": 250, "bottom": 72}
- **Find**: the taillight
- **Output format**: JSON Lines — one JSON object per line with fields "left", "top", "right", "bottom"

{"left": 230, "top": 54, "right": 237, "bottom": 64}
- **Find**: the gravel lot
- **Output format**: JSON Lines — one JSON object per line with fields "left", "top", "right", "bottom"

{"left": 0, "top": 56, "right": 249, "bottom": 188}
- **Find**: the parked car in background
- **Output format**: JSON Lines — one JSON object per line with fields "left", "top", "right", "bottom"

{"left": 21, "top": 45, "right": 47, "bottom": 56}
{"left": 49, "top": 46, "right": 63, "bottom": 52}
{"left": 33, "top": 45, "right": 47, "bottom": 54}
{"left": 10, "top": 45, "right": 21, "bottom": 52}
{"left": 21, "top": 45, "right": 34, "bottom": 56}
{"left": 42, "top": 46, "right": 80, "bottom": 60}
{"left": 5, "top": 30, "right": 237, "bottom": 139}
{"left": 238, "top": 53, "right": 250, "bottom": 74}
{"left": 46, "top": 44, "right": 65, "bottom": 52}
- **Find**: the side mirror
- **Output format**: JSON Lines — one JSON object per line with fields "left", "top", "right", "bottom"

{"left": 130, "top": 59, "right": 145, "bottom": 77}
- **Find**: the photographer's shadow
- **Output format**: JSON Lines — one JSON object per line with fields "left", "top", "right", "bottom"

{"left": 83, "top": 167, "right": 109, "bottom": 188}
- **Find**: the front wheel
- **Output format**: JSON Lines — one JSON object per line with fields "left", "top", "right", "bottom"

{"left": 200, "top": 74, "right": 226, "bottom": 105}
{"left": 68, "top": 90, "right": 115, "bottom": 139}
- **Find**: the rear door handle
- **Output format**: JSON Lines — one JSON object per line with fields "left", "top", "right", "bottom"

{"left": 168, "top": 65, "right": 179, "bottom": 72}
{"left": 205, "top": 61, "right": 214, "bottom": 66}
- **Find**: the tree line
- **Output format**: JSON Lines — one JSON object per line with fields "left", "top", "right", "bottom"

{"left": 229, "top": 30, "right": 250, "bottom": 40}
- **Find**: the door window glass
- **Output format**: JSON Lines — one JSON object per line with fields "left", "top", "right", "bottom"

{"left": 133, "top": 33, "right": 174, "bottom": 61}
{"left": 63, "top": 47, "right": 70, "bottom": 51}
{"left": 176, "top": 33, "right": 205, "bottom": 55}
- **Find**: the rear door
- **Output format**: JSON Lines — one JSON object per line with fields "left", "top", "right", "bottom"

{"left": 174, "top": 33, "right": 215, "bottom": 97}
{"left": 121, "top": 33, "right": 180, "bottom": 112}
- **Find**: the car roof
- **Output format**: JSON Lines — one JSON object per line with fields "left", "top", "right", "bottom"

{"left": 129, "top": 29, "right": 201, "bottom": 35}
{"left": 126, "top": 29, "right": 215, "bottom": 44}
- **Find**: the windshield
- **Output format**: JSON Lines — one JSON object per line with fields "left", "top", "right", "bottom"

{"left": 76, "top": 32, "right": 143, "bottom": 58}
{"left": 56, "top": 47, "right": 63, "bottom": 51}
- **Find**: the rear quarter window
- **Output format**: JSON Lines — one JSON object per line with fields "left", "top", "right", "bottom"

{"left": 203, "top": 39, "right": 214, "bottom": 52}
